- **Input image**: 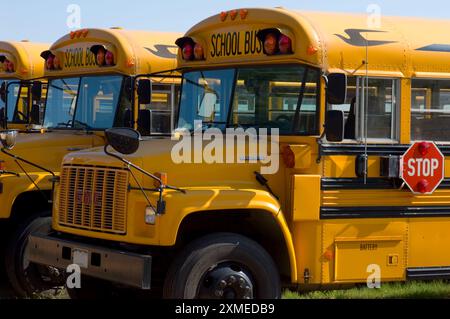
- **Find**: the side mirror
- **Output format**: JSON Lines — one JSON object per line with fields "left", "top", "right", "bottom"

{"left": 325, "top": 110, "right": 344, "bottom": 142}
{"left": 326, "top": 73, "right": 347, "bottom": 105}
{"left": 105, "top": 127, "right": 141, "bottom": 155}
{"left": 137, "top": 79, "right": 152, "bottom": 105}
{"left": 31, "top": 81, "right": 42, "bottom": 100}
{"left": 0, "top": 130, "right": 18, "bottom": 150}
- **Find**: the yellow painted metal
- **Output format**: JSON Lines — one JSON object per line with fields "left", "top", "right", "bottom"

{"left": 51, "top": 9, "right": 450, "bottom": 287}
{"left": 292, "top": 175, "right": 321, "bottom": 221}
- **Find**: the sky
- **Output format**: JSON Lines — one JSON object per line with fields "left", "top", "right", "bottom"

{"left": 0, "top": 0, "right": 449, "bottom": 43}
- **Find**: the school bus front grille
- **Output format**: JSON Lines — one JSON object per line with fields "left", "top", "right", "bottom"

{"left": 58, "top": 166, "right": 128, "bottom": 235}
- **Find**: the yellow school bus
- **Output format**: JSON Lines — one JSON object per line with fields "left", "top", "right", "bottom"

{"left": 29, "top": 8, "right": 450, "bottom": 299}
{"left": 0, "top": 41, "right": 48, "bottom": 130}
{"left": 0, "top": 28, "right": 180, "bottom": 297}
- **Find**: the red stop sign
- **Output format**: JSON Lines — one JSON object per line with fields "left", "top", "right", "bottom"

{"left": 400, "top": 142, "right": 445, "bottom": 194}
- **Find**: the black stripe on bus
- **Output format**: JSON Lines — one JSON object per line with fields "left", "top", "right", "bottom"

{"left": 320, "top": 206, "right": 450, "bottom": 219}
{"left": 319, "top": 143, "right": 450, "bottom": 157}
{"left": 407, "top": 267, "right": 450, "bottom": 280}
{"left": 321, "top": 178, "right": 450, "bottom": 190}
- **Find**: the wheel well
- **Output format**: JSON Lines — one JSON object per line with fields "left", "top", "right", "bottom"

{"left": 9, "top": 191, "right": 52, "bottom": 223}
{"left": 175, "top": 210, "right": 292, "bottom": 284}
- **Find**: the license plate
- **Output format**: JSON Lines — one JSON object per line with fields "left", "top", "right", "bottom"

{"left": 72, "top": 249, "right": 89, "bottom": 269}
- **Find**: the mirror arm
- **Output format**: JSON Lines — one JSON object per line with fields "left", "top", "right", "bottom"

{"left": 1, "top": 148, "right": 57, "bottom": 203}
{"left": 103, "top": 145, "right": 162, "bottom": 184}
{"left": 1, "top": 148, "right": 56, "bottom": 178}
{"left": 103, "top": 145, "right": 186, "bottom": 194}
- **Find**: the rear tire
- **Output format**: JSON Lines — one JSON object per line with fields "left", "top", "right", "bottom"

{"left": 163, "top": 233, "right": 281, "bottom": 299}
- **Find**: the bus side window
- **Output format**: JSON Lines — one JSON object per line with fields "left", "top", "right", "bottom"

{"left": 411, "top": 79, "right": 450, "bottom": 141}
{"left": 329, "top": 77, "right": 399, "bottom": 142}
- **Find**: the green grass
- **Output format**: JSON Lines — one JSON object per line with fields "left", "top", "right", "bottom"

{"left": 283, "top": 281, "right": 450, "bottom": 299}
{"left": 3, "top": 281, "right": 450, "bottom": 299}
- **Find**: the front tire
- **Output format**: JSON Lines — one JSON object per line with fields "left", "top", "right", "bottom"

{"left": 5, "top": 213, "right": 65, "bottom": 298}
{"left": 163, "top": 233, "right": 281, "bottom": 299}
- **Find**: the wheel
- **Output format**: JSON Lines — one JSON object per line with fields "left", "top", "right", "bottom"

{"left": 5, "top": 212, "right": 65, "bottom": 298}
{"left": 163, "top": 233, "right": 281, "bottom": 299}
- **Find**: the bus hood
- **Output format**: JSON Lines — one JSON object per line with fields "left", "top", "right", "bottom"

{"left": 62, "top": 137, "right": 276, "bottom": 188}
{"left": 0, "top": 131, "right": 104, "bottom": 173}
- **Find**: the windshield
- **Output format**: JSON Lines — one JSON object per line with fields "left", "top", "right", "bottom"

{"left": 0, "top": 81, "right": 23, "bottom": 123}
{"left": 44, "top": 75, "right": 124, "bottom": 130}
{"left": 177, "top": 65, "right": 320, "bottom": 135}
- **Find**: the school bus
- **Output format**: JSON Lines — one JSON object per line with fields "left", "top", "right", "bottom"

{"left": 28, "top": 8, "right": 450, "bottom": 299}
{"left": 0, "top": 41, "right": 48, "bottom": 130}
{"left": 0, "top": 28, "right": 180, "bottom": 297}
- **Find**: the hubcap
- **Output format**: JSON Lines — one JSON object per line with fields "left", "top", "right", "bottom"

{"left": 198, "top": 263, "right": 254, "bottom": 299}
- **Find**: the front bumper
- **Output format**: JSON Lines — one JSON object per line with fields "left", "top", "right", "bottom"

{"left": 28, "top": 233, "right": 152, "bottom": 289}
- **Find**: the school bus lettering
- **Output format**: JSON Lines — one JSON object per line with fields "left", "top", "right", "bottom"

{"left": 210, "top": 30, "right": 261, "bottom": 57}
{"left": 64, "top": 47, "right": 96, "bottom": 69}
{"left": 360, "top": 243, "right": 378, "bottom": 251}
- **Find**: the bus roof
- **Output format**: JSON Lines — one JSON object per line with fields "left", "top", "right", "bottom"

{"left": 44, "top": 28, "right": 181, "bottom": 77}
{"left": 0, "top": 41, "right": 48, "bottom": 80}
{"left": 179, "top": 8, "right": 450, "bottom": 78}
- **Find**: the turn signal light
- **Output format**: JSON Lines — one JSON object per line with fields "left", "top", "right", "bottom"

{"left": 282, "top": 145, "right": 296, "bottom": 168}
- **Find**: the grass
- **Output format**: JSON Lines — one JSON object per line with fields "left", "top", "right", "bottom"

{"left": 3, "top": 281, "right": 450, "bottom": 299}
{"left": 283, "top": 281, "right": 450, "bottom": 299}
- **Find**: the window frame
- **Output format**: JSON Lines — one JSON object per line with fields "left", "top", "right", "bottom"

{"left": 337, "top": 76, "right": 400, "bottom": 144}
{"left": 176, "top": 64, "right": 322, "bottom": 136}
{"left": 43, "top": 74, "right": 126, "bottom": 131}
{"left": 410, "top": 77, "right": 450, "bottom": 144}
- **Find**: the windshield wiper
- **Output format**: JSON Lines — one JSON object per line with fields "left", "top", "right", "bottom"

{"left": 191, "top": 121, "right": 227, "bottom": 135}
{"left": 73, "top": 120, "right": 92, "bottom": 130}
{"left": 54, "top": 119, "right": 92, "bottom": 130}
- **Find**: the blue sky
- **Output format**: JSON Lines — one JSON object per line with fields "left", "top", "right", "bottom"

{"left": 0, "top": 0, "right": 448, "bottom": 43}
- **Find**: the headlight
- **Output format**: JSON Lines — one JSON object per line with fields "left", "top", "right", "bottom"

{"left": 145, "top": 206, "right": 157, "bottom": 225}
